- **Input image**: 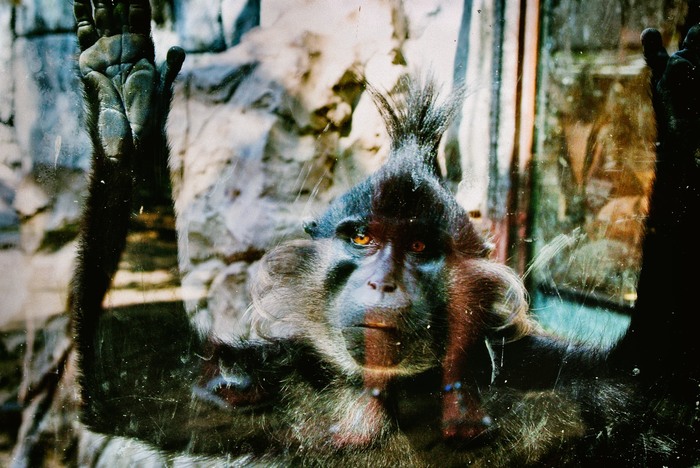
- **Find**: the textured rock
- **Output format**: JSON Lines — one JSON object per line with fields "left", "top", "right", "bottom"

{"left": 168, "top": 0, "right": 442, "bottom": 340}
{"left": 0, "top": 5, "right": 13, "bottom": 125}
{"left": 0, "top": 156, "right": 20, "bottom": 247}
{"left": 1, "top": 0, "right": 472, "bottom": 342}
{"left": 14, "top": 169, "right": 86, "bottom": 253}
{"left": 14, "top": 0, "right": 75, "bottom": 36}
{"left": 0, "top": 125, "right": 22, "bottom": 170}
{"left": 13, "top": 176, "right": 49, "bottom": 219}
{"left": 222, "top": 0, "right": 261, "bottom": 47}
{"left": 13, "top": 36, "right": 90, "bottom": 171}
{"left": 174, "top": 0, "right": 226, "bottom": 52}
{"left": 1, "top": 1, "right": 471, "bottom": 464}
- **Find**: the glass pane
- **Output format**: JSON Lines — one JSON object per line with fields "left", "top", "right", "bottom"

{"left": 531, "top": 0, "right": 684, "bottom": 312}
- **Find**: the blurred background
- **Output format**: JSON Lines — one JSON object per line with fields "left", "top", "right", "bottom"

{"left": 0, "top": 0, "right": 692, "bottom": 465}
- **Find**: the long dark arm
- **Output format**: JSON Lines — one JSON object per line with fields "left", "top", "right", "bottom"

{"left": 70, "top": 0, "right": 184, "bottom": 377}
{"left": 612, "top": 26, "right": 700, "bottom": 396}
{"left": 70, "top": 0, "right": 188, "bottom": 426}
{"left": 67, "top": 3, "right": 302, "bottom": 456}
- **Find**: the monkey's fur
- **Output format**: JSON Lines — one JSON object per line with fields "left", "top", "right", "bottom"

{"left": 70, "top": 1, "right": 700, "bottom": 466}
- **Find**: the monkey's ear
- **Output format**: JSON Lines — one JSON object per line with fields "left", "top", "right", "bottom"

{"left": 303, "top": 220, "right": 319, "bottom": 238}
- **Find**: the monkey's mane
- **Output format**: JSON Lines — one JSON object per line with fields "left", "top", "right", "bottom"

{"left": 366, "top": 75, "right": 464, "bottom": 177}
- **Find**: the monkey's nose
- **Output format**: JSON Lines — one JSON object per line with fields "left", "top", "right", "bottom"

{"left": 367, "top": 280, "right": 397, "bottom": 293}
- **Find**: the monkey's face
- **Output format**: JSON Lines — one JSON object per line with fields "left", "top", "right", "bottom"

{"left": 323, "top": 216, "right": 450, "bottom": 377}
{"left": 299, "top": 163, "right": 488, "bottom": 379}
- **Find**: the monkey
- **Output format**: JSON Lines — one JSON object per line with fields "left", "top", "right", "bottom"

{"left": 69, "top": 0, "right": 700, "bottom": 466}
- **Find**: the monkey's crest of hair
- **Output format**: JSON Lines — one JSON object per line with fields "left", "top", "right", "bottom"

{"left": 367, "top": 75, "right": 465, "bottom": 177}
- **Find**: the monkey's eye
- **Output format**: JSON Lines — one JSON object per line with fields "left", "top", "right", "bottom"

{"left": 411, "top": 240, "right": 426, "bottom": 253}
{"left": 352, "top": 233, "right": 373, "bottom": 246}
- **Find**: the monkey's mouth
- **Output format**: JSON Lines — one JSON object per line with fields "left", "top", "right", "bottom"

{"left": 341, "top": 325, "right": 403, "bottom": 368}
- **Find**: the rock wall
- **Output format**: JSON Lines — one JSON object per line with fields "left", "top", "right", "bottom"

{"left": 169, "top": 0, "right": 468, "bottom": 341}
{"left": 0, "top": 1, "right": 89, "bottom": 331}
{"left": 0, "top": 1, "right": 485, "bottom": 465}
{"left": 0, "top": 0, "right": 472, "bottom": 334}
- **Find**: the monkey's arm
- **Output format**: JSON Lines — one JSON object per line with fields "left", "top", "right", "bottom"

{"left": 70, "top": 0, "right": 184, "bottom": 361}
{"left": 69, "top": 0, "right": 197, "bottom": 441}
{"left": 612, "top": 25, "right": 700, "bottom": 390}
{"left": 68, "top": 2, "right": 312, "bottom": 457}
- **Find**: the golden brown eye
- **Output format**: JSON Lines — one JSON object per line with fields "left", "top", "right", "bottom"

{"left": 411, "top": 240, "right": 426, "bottom": 252}
{"left": 352, "top": 234, "right": 372, "bottom": 246}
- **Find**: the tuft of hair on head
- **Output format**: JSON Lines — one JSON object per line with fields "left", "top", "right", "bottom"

{"left": 365, "top": 74, "right": 465, "bottom": 177}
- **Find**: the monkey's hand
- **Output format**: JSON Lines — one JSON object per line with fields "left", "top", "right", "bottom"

{"left": 642, "top": 25, "right": 700, "bottom": 157}
{"left": 74, "top": 0, "right": 185, "bottom": 161}
{"left": 441, "top": 385, "right": 492, "bottom": 442}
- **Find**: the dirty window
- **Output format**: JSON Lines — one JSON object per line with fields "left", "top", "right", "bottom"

{"left": 1, "top": 1, "right": 698, "bottom": 466}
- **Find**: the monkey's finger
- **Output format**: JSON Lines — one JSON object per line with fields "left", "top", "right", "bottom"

{"left": 682, "top": 24, "right": 700, "bottom": 56}
{"left": 113, "top": 0, "right": 128, "bottom": 34}
{"left": 128, "top": 0, "right": 152, "bottom": 36}
{"left": 666, "top": 25, "right": 700, "bottom": 95}
{"left": 666, "top": 24, "right": 700, "bottom": 86}
{"left": 155, "top": 47, "right": 185, "bottom": 119}
{"left": 641, "top": 28, "right": 669, "bottom": 85}
{"left": 94, "top": 1, "right": 114, "bottom": 36}
{"left": 161, "top": 46, "right": 186, "bottom": 91}
{"left": 124, "top": 61, "right": 157, "bottom": 145}
{"left": 74, "top": 0, "right": 98, "bottom": 51}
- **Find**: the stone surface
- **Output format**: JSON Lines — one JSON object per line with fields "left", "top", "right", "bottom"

{"left": 0, "top": 1, "right": 471, "bottom": 465}
{"left": 14, "top": 0, "right": 74, "bottom": 37}
{"left": 0, "top": 5, "right": 13, "bottom": 125}
{"left": 13, "top": 35, "right": 90, "bottom": 172}
{"left": 168, "top": 0, "right": 455, "bottom": 340}
{"left": 174, "top": 0, "right": 226, "bottom": 52}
